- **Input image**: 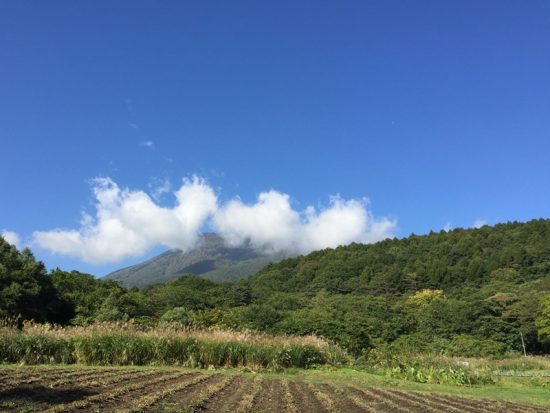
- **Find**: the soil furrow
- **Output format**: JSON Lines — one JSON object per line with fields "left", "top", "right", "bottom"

{"left": 42, "top": 371, "right": 192, "bottom": 413}
{"left": 173, "top": 374, "right": 234, "bottom": 413}
{"left": 287, "top": 380, "right": 329, "bottom": 413}
{"left": 387, "top": 389, "right": 483, "bottom": 413}
{"left": 119, "top": 373, "right": 211, "bottom": 412}
{"left": 317, "top": 383, "right": 371, "bottom": 413}
{"left": 0, "top": 367, "right": 73, "bottom": 381}
{"left": 281, "top": 379, "right": 299, "bottom": 413}
{"left": 347, "top": 386, "right": 410, "bottom": 413}
{"left": 199, "top": 375, "right": 247, "bottom": 412}
{"left": 0, "top": 382, "right": 98, "bottom": 412}
{"left": 70, "top": 369, "right": 162, "bottom": 388}
{"left": 0, "top": 370, "right": 129, "bottom": 412}
{"left": 44, "top": 368, "right": 137, "bottom": 387}
{"left": 343, "top": 389, "right": 382, "bottom": 413}
{"left": 233, "top": 375, "right": 263, "bottom": 413}
{"left": 369, "top": 387, "right": 457, "bottom": 413}
{"left": 424, "top": 393, "right": 499, "bottom": 412}
{"left": 426, "top": 392, "right": 539, "bottom": 413}
{"left": 251, "top": 378, "right": 289, "bottom": 413}
{"left": 139, "top": 373, "right": 226, "bottom": 412}
{"left": 0, "top": 368, "right": 96, "bottom": 389}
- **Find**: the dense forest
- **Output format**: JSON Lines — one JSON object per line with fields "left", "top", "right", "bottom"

{"left": 2, "top": 219, "right": 550, "bottom": 357}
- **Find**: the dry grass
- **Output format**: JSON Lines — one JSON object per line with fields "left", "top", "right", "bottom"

{"left": 18, "top": 320, "right": 332, "bottom": 348}
{"left": 0, "top": 319, "right": 349, "bottom": 370}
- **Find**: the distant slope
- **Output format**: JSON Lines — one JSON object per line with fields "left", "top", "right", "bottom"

{"left": 105, "top": 233, "right": 285, "bottom": 287}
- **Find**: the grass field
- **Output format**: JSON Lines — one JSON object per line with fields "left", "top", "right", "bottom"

{"left": 1, "top": 365, "right": 548, "bottom": 412}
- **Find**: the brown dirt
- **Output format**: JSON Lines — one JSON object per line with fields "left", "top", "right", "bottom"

{"left": 0, "top": 366, "right": 548, "bottom": 413}
{"left": 199, "top": 374, "right": 248, "bottom": 412}
{"left": 250, "top": 378, "right": 290, "bottom": 413}
{"left": 387, "top": 389, "right": 480, "bottom": 413}
{"left": 37, "top": 371, "right": 194, "bottom": 412}
{"left": 316, "top": 383, "right": 371, "bottom": 413}
{"left": 345, "top": 386, "right": 407, "bottom": 413}
{"left": 77, "top": 371, "right": 201, "bottom": 412}
{"left": 368, "top": 387, "right": 446, "bottom": 413}
{"left": 0, "top": 367, "right": 98, "bottom": 389}
{"left": 426, "top": 392, "right": 549, "bottom": 413}
{"left": 287, "top": 380, "right": 329, "bottom": 413}
{"left": 139, "top": 373, "right": 225, "bottom": 412}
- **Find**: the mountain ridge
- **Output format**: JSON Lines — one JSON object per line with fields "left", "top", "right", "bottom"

{"left": 105, "top": 233, "right": 286, "bottom": 287}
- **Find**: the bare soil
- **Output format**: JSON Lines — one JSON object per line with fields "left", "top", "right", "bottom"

{"left": 0, "top": 366, "right": 547, "bottom": 413}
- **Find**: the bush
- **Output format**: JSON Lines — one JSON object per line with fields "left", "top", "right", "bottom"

{"left": 449, "top": 335, "right": 508, "bottom": 358}
{"left": 357, "top": 348, "right": 493, "bottom": 386}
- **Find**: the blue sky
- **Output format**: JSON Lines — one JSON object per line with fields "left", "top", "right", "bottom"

{"left": 1, "top": 1, "right": 549, "bottom": 276}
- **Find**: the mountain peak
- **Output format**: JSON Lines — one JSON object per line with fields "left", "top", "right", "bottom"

{"left": 104, "top": 233, "right": 285, "bottom": 287}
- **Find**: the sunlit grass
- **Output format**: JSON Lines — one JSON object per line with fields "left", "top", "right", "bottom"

{"left": 0, "top": 320, "right": 350, "bottom": 370}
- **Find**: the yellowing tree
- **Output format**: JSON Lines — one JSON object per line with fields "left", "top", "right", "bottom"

{"left": 406, "top": 289, "right": 445, "bottom": 307}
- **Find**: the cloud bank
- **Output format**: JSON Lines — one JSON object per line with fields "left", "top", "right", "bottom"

{"left": 33, "top": 177, "right": 396, "bottom": 264}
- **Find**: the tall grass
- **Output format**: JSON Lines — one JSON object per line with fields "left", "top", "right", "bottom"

{"left": 0, "top": 320, "right": 350, "bottom": 370}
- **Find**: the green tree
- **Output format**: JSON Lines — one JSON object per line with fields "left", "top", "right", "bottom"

{"left": 0, "top": 238, "right": 70, "bottom": 323}
{"left": 95, "top": 290, "right": 153, "bottom": 322}
{"left": 50, "top": 269, "right": 124, "bottom": 324}
{"left": 536, "top": 293, "right": 550, "bottom": 344}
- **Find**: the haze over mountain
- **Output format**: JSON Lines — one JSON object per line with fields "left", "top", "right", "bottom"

{"left": 105, "top": 233, "right": 286, "bottom": 287}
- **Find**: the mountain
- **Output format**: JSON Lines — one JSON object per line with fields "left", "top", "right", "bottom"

{"left": 104, "top": 233, "right": 286, "bottom": 287}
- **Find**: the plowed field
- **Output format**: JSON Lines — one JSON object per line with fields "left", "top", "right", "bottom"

{"left": 0, "top": 367, "right": 546, "bottom": 412}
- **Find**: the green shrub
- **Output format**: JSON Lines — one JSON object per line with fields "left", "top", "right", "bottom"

{"left": 449, "top": 335, "right": 508, "bottom": 357}
{"left": 357, "top": 348, "right": 493, "bottom": 386}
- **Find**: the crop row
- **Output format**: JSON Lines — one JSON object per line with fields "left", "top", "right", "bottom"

{"left": 0, "top": 368, "right": 548, "bottom": 413}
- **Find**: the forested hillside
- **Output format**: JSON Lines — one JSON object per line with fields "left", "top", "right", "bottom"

{"left": 2, "top": 219, "right": 550, "bottom": 357}
{"left": 241, "top": 219, "right": 550, "bottom": 354}
{"left": 249, "top": 219, "right": 550, "bottom": 294}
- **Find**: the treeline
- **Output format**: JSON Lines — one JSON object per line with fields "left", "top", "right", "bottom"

{"left": 2, "top": 219, "right": 550, "bottom": 357}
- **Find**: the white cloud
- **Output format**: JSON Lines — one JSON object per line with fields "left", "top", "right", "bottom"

{"left": 140, "top": 140, "right": 154, "bottom": 148}
{"left": 214, "top": 191, "right": 301, "bottom": 252}
{"left": 214, "top": 192, "right": 396, "bottom": 254}
{"left": 148, "top": 178, "right": 172, "bottom": 202}
{"left": 443, "top": 222, "right": 453, "bottom": 232}
{"left": 1, "top": 230, "right": 20, "bottom": 248}
{"left": 32, "top": 177, "right": 396, "bottom": 264}
{"left": 33, "top": 176, "right": 217, "bottom": 264}
{"left": 473, "top": 219, "right": 487, "bottom": 229}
